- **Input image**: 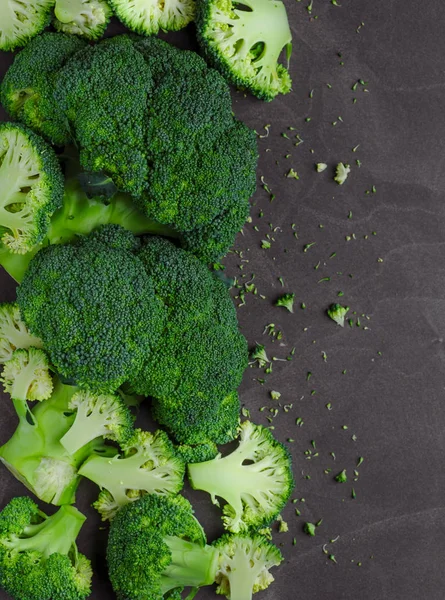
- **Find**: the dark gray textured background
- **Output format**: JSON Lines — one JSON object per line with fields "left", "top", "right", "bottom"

{"left": 1, "top": 1, "right": 445, "bottom": 598}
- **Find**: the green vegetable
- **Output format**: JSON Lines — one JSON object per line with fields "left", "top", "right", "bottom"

{"left": 0, "top": 0, "right": 53, "bottom": 51}
{"left": 110, "top": 0, "right": 195, "bottom": 34}
{"left": 316, "top": 163, "right": 327, "bottom": 172}
{"left": 303, "top": 522, "right": 316, "bottom": 536}
{"left": 196, "top": 0, "right": 292, "bottom": 101}
{"left": 334, "top": 162, "right": 351, "bottom": 185}
{"left": 78, "top": 429, "right": 185, "bottom": 521}
{"left": 54, "top": 0, "right": 112, "bottom": 39}
{"left": 275, "top": 293, "right": 295, "bottom": 313}
{"left": 188, "top": 421, "right": 294, "bottom": 532}
{"left": 327, "top": 303, "right": 350, "bottom": 327}
{"left": 0, "top": 497, "right": 92, "bottom": 600}
{"left": 334, "top": 469, "right": 348, "bottom": 483}
{"left": 0, "top": 302, "right": 43, "bottom": 363}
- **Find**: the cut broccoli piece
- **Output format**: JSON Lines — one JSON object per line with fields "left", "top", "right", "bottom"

{"left": 54, "top": 0, "right": 112, "bottom": 39}
{"left": 59, "top": 390, "right": 134, "bottom": 456}
{"left": 0, "top": 302, "right": 43, "bottom": 364}
{"left": 327, "top": 303, "right": 349, "bottom": 327}
{"left": 334, "top": 162, "right": 350, "bottom": 185}
{"left": 175, "top": 441, "right": 219, "bottom": 464}
{"left": 275, "top": 293, "right": 295, "bottom": 313}
{"left": 188, "top": 421, "right": 294, "bottom": 532}
{"left": 0, "top": 497, "right": 92, "bottom": 600}
{"left": 79, "top": 429, "right": 185, "bottom": 520}
{"left": 110, "top": 0, "right": 195, "bottom": 34}
{"left": 197, "top": 0, "right": 292, "bottom": 101}
{"left": 0, "top": 33, "right": 87, "bottom": 145}
{"left": 0, "top": 0, "right": 53, "bottom": 51}
{"left": 0, "top": 123, "right": 64, "bottom": 255}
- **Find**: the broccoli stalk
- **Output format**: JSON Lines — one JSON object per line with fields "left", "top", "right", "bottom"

{"left": 0, "top": 302, "right": 43, "bottom": 364}
{"left": 54, "top": 0, "right": 112, "bottom": 40}
{"left": 79, "top": 429, "right": 185, "bottom": 521}
{"left": 188, "top": 421, "right": 294, "bottom": 532}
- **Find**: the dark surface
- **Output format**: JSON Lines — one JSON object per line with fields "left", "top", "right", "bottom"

{"left": 1, "top": 2, "right": 445, "bottom": 599}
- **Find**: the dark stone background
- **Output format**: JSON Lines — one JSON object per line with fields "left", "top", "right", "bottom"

{"left": 1, "top": 1, "right": 445, "bottom": 598}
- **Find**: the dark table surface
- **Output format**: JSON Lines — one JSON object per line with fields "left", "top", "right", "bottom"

{"left": 2, "top": 1, "right": 445, "bottom": 599}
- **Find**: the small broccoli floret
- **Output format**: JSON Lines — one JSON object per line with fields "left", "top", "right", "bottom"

{"left": 188, "top": 421, "right": 294, "bottom": 533}
{"left": 0, "top": 302, "right": 43, "bottom": 363}
{"left": 334, "top": 162, "right": 350, "bottom": 185}
{"left": 79, "top": 429, "right": 185, "bottom": 520}
{"left": 110, "top": 0, "right": 195, "bottom": 34}
{"left": 213, "top": 533, "right": 283, "bottom": 599}
{"left": 0, "top": 0, "right": 53, "bottom": 51}
{"left": 107, "top": 495, "right": 220, "bottom": 599}
{"left": 197, "top": 0, "right": 292, "bottom": 101}
{"left": 0, "top": 33, "right": 87, "bottom": 145}
{"left": 0, "top": 497, "right": 92, "bottom": 600}
{"left": 17, "top": 228, "right": 166, "bottom": 392}
{"left": 0, "top": 123, "right": 64, "bottom": 255}
{"left": 54, "top": 0, "right": 112, "bottom": 39}
{"left": 59, "top": 390, "right": 134, "bottom": 456}
{"left": 327, "top": 303, "right": 349, "bottom": 327}
{"left": 275, "top": 293, "right": 295, "bottom": 313}
{"left": 249, "top": 343, "right": 270, "bottom": 368}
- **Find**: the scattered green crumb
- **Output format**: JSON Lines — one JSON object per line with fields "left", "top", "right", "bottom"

{"left": 316, "top": 163, "right": 328, "bottom": 172}
{"left": 335, "top": 469, "right": 348, "bottom": 483}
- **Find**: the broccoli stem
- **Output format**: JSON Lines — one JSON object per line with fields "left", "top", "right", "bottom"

{"left": 220, "top": 543, "right": 266, "bottom": 600}
{"left": 59, "top": 402, "right": 109, "bottom": 456}
{"left": 4, "top": 505, "right": 85, "bottom": 559}
{"left": 159, "top": 536, "right": 220, "bottom": 595}
{"left": 8, "top": 351, "right": 45, "bottom": 402}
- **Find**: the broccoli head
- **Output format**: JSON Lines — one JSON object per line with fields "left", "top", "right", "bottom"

{"left": 188, "top": 421, "right": 294, "bottom": 532}
{"left": 79, "top": 429, "right": 185, "bottom": 521}
{"left": 110, "top": 0, "right": 195, "bottom": 35}
{"left": 0, "top": 123, "right": 64, "bottom": 255}
{"left": 0, "top": 0, "right": 53, "bottom": 52}
{"left": 0, "top": 497, "right": 92, "bottom": 600}
{"left": 197, "top": 0, "right": 292, "bottom": 101}
{"left": 17, "top": 227, "right": 166, "bottom": 392}
{"left": 327, "top": 303, "right": 349, "bottom": 327}
{"left": 0, "top": 33, "right": 87, "bottom": 144}
{"left": 0, "top": 302, "right": 43, "bottom": 364}
{"left": 54, "top": 0, "right": 112, "bottom": 39}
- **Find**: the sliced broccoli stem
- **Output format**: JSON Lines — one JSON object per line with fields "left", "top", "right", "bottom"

{"left": 7, "top": 350, "right": 45, "bottom": 402}
{"left": 220, "top": 543, "right": 265, "bottom": 600}
{"left": 4, "top": 505, "right": 85, "bottom": 558}
{"left": 59, "top": 400, "right": 111, "bottom": 456}
{"left": 159, "top": 536, "right": 220, "bottom": 595}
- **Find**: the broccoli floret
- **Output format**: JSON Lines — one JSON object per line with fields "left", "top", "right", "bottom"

{"left": 327, "top": 303, "right": 349, "bottom": 327}
{"left": 0, "top": 0, "right": 53, "bottom": 52}
{"left": 0, "top": 33, "right": 87, "bottom": 145}
{"left": 17, "top": 228, "right": 166, "bottom": 392}
{"left": 79, "top": 429, "right": 185, "bottom": 521}
{"left": 54, "top": 0, "right": 112, "bottom": 40}
{"left": 188, "top": 421, "right": 294, "bottom": 532}
{"left": 275, "top": 293, "right": 295, "bottom": 313}
{"left": 0, "top": 497, "right": 92, "bottom": 600}
{"left": 0, "top": 377, "right": 106, "bottom": 504}
{"left": 213, "top": 533, "right": 283, "bottom": 599}
{"left": 0, "top": 123, "right": 64, "bottom": 255}
{"left": 59, "top": 390, "right": 134, "bottom": 456}
{"left": 110, "top": 0, "right": 195, "bottom": 34}
{"left": 107, "top": 495, "right": 283, "bottom": 600}
{"left": 0, "top": 302, "right": 43, "bottom": 363}
{"left": 196, "top": 0, "right": 292, "bottom": 101}
{"left": 334, "top": 162, "right": 351, "bottom": 185}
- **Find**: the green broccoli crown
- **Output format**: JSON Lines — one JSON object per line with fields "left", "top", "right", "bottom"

{"left": 110, "top": 0, "right": 195, "bottom": 35}
{"left": 197, "top": 0, "right": 292, "bottom": 101}
{"left": 17, "top": 228, "right": 166, "bottom": 393}
{"left": 0, "top": 0, "right": 53, "bottom": 52}
{"left": 188, "top": 421, "right": 294, "bottom": 533}
{"left": 0, "top": 497, "right": 92, "bottom": 600}
{"left": 79, "top": 429, "right": 185, "bottom": 520}
{"left": 108, "top": 494, "right": 219, "bottom": 599}
{"left": 327, "top": 303, "right": 349, "bottom": 327}
{"left": 59, "top": 389, "right": 135, "bottom": 456}
{"left": 213, "top": 533, "right": 283, "bottom": 599}
{"left": 0, "top": 122, "right": 64, "bottom": 254}
{"left": 0, "top": 302, "right": 43, "bottom": 364}
{"left": 54, "top": 0, "right": 113, "bottom": 40}
{"left": 0, "top": 33, "right": 87, "bottom": 144}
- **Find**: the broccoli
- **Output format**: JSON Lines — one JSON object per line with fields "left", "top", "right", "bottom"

{"left": 79, "top": 429, "right": 185, "bottom": 521}
{"left": 17, "top": 228, "right": 166, "bottom": 392}
{"left": 107, "top": 494, "right": 283, "bottom": 600}
{"left": 275, "top": 292, "right": 295, "bottom": 313}
{"left": 187, "top": 421, "right": 294, "bottom": 532}
{"left": 0, "top": 496, "right": 92, "bottom": 600}
{"left": 59, "top": 390, "right": 134, "bottom": 456}
{"left": 0, "top": 302, "right": 43, "bottom": 364}
{"left": 54, "top": 0, "right": 112, "bottom": 39}
{"left": 0, "top": 376, "right": 107, "bottom": 504}
{"left": 175, "top": 441, "right": 219, "bottom": 465}
{"left": 334, "top": 162, "right": 351, "bottom": 185}
{"left": 327, "top": 303, "right": 349, "bottom": 327}
{"left": 110, "top": 0, "right": 195, "bottom": 35}
{"left": 196, "top": 0, "right": 292, "bottom": 101}
{"left": 0, "top": 123, "right": 64, "bottom": 256}
{"left": 0, "top": 0, "right": 53, "bottom": 52}
{"left": 0, "top": 33, "right": 87, "bottom": 145}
